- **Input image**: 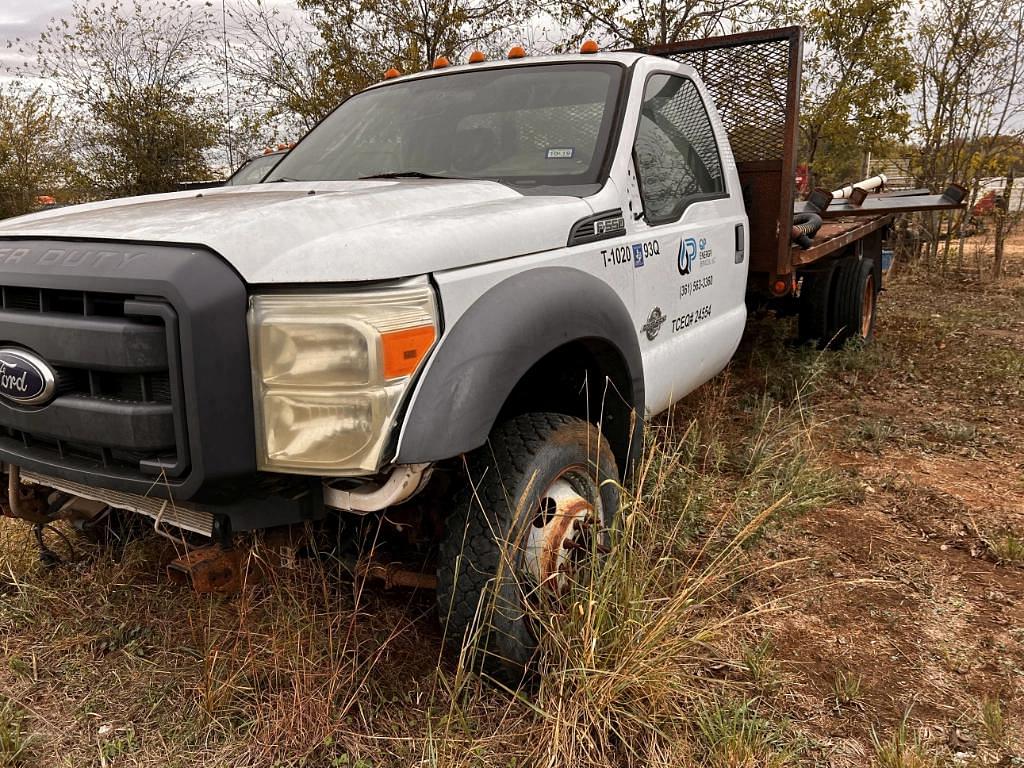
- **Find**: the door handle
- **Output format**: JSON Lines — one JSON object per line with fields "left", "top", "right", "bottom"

{"left": 735, "top": 223, "right": 745, "bottom": 264}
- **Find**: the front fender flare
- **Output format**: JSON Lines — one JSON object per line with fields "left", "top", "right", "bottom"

{"left": 395, "top": 267, "right": 644, "bottom": 463}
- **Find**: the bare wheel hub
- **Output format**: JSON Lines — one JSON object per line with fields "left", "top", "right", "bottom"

{"left": 861, "top": 273, "right": 875, "bottom": 337}
{"left": 523, "top": 477, "right": 597, "bottom": 592}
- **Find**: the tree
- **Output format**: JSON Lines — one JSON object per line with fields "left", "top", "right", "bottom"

{"left": 299, "top": 0, "right": 523, "bottom": 91}
{"left": 0, "top": 85, "right": 73, "bottom": 218}
{"left": 910, "top": 0, "right": 1024, "bottom": 274}
{"left": 542, "top": 0, "right": 782, "bottom": 50}
{"left": 224, "top": 0, "right": 336, "bottom": 138}
{"left": 35, "top": 0, "right": 221, "bottom": 198}
{"left": 225, "top": 0, "right": 525, "bottom": 135}
{"left": 797, "top": 0, "right": 916, "bottom": 189}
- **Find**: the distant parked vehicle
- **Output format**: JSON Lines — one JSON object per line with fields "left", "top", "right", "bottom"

{"left": 226, "top": 149, "right": 288, "bottom": 186}
{"left": 178, "top": 147, "right": 289, "bottom": 191}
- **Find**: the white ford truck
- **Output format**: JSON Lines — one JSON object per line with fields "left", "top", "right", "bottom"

{"left": 0, "top": 28, "right": 963, "bottom": 676}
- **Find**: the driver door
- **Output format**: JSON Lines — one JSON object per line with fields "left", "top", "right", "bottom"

{"left": 629, "top": 71, "right": 748, "bottom": 413}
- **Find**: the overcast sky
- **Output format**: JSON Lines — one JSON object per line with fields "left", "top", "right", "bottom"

{"left": 0, "top": 0, "right": 304, "bottom": 77}
{"left": 0, "top": 1, "right": 68, "bottom": 42}
{"left": 1, "top": 1, "right": 69, "bottom": 71}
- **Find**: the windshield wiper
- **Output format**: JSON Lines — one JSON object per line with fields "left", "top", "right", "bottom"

{"left": 359, "top": 171, "right": 458, "bottom": 180}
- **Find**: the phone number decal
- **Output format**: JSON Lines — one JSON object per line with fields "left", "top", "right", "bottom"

{"left": 679, "top": 275, "right": 713, "bottom": 298}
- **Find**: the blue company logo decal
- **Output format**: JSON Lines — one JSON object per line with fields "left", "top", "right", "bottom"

{"left": 698, "top": 237, "right": 714, "bottom": 266}
{"left": 632, "top": 243, "right": 644, "bottom": 267}
{"left": 678, "top": 237, "right": 698, "bottom": 275}
{"left": 0, "top": 348, "right": 56, "bottom": 406}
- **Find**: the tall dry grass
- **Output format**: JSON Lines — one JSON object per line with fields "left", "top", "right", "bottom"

{"left": 0, "top": 344, "right": 850, "bottom": 767}
{"left": 429, "top": 362, "right": 847, "bottom": 768}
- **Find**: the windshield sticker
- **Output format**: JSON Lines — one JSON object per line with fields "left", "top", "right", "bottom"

{"left": 546, "top": 147, "right": 575, "bottom": 159}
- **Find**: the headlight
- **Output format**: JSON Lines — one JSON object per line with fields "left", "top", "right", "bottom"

{"left": 248, "top": 285, "right": 438, "bottom": 474}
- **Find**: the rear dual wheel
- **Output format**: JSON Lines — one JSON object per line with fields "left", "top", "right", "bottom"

{"left": 436, "top": 413, "right": 618, "bottom": 684}
{"left": 798, "top": 255, "right": 878, "bottom": 348}
{"left": 832, "top": 255, "right": 878, "bottom": 344}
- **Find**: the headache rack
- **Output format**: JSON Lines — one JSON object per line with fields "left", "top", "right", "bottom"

{"left": 642, "top": 27, "right": 803, "bottom": 293}
{"left": 640, "top": 26, "right": 966, "bottom": 296}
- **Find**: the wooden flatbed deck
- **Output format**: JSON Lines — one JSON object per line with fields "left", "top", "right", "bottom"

{"left": 791, "top": 215, "right": 893, "bottom": 266}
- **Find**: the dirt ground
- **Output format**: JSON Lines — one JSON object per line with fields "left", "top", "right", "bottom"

{"left": 0, "top": 233, "right": 1021, "bottom": 767}
{"left": 720, "top": 235, "right": 1024, "bottom": 766}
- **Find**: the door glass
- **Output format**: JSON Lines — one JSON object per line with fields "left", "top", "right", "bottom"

{"left": 633, "top": 74, "right": 724, "bottom": 223}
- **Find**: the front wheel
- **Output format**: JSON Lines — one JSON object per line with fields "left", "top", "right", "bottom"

{"left": 436, "top": 413, "right": 619, "bottom": 684}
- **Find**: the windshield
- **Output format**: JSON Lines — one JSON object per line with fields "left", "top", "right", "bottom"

{"left": 228, "top": 153, "right": 284, "bottom": 186}
{"left": 266, "top": 63, "right": 624, "bottom": 193}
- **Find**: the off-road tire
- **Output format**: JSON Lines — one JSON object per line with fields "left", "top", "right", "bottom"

{"left": 436, "top": 413, "right": 619, "bottom": 685}
{"left": 830, "top": 255, "right": 878, "bottom": 347}
{"left": 798, "top": 261, "right": 837, "bottom": 347}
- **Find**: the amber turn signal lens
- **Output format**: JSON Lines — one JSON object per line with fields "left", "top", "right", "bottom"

{"left": 468, "top": 50, "right": 486, "bottom": 63}
{"left": 381, "top": 326, "right": 437, "bottom": 379}
{"left": 508, "top": 45, "right": 526, "bottom": 59}
{"left": 580, "top": 39, "right": 600, "bottom": 54}
{"left": 383, "top": 67, "right": 400, "bottom": 79}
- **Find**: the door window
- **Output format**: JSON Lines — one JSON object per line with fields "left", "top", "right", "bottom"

{"left": 633, "top": 74, "right": 725, "bottom": 224}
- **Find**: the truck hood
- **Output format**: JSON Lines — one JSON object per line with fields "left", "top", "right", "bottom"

{"left": 0, "top": 180, "right": 594, "bottom": 283}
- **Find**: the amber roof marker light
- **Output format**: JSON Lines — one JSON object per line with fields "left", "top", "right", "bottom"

{"left": 468, "top": 50, "right": 486, "bottom": 63}
{"left": 508, "top": 45, "right": 526, "bottom": 59}
{"left": 432, "top": 56, "right": 450, "bottom": 69}
{"left": 580, "top": 40, "right": 600, "bottom": 54}
{"left": 383, "top": 67, "right": 400, "bottom": 79}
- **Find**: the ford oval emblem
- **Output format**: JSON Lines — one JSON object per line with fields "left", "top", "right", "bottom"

{"left": 0, "top": 348, "right": 57, "bottom": 406}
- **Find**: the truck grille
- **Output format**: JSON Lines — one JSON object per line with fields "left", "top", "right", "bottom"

{"left": 0, "top": 286, "right": 188, "bottom": 481}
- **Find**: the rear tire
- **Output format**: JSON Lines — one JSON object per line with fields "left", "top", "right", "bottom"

{"left": 830, "top": 255, "right": 878, "bottom": 346}
{"left": 436, "top": 413, "right": 619, "bottom": 685}
{"left": 798, "top": 262, "right": 837, "bottom": 347}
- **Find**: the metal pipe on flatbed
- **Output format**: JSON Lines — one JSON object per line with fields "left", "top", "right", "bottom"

{"left": 832, "top": 173, "right": 888, "bottom": 200}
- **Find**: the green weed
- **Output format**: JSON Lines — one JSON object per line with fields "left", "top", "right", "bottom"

{"left": 695, "top": 697, "right": 799, "bottom": 767}
{"left": 980, "top": 697, "right": 1005, "bottom": 744}
{"left": 0, "top": 699, "right": 32, "bottom": 768}
{"left": 831, "top": 669, "right": 863, "bottom": 709}
{"left": 870, "top": 712, "right": 937, "bottom": 768}
{"left": 988, "top": 531, "right": 1024, "bottom": 565}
